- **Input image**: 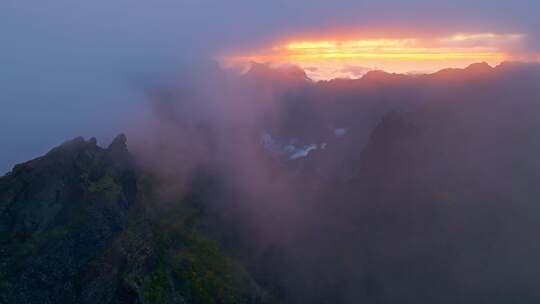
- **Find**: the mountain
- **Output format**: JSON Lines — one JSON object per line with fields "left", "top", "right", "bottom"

{"left": 257, "top": 61, "right": 540, "bottom": 178}
{"left": 2, "top": 61, "right": 540, "bottom": 304}
{"left": 228, "top": 61, "right": 540, "bottom": 303}
{"left": 321, "top": 62, "right": 540, "bottom": 303}
{"left": 331, "top": 92, "right": 540, "bottom": 303}
{"left": 0, "top": 135, "right": 271, "bottom": 304}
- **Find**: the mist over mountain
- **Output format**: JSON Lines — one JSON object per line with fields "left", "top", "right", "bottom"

{"left": 2, "top": 62, "right": 540, "bottom": 303}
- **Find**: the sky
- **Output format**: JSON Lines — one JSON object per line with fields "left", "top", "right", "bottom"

{"left": 1, "top": 0, "right": 539, "bottom": 173}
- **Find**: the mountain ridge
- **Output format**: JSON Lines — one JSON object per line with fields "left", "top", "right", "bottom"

{"left": 0, "top": 134, "right": 271, "bottom": 304}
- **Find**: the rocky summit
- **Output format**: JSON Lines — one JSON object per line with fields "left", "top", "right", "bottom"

{"left": 0, "top": 135, "right": 269, "bottom": 304}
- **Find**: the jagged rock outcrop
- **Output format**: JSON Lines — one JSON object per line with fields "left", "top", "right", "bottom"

{"left": 0, "top": 135, "right": 270, "bottom": 304}
{"left": 0, "top": 135, "right": 137, "bottom": 303}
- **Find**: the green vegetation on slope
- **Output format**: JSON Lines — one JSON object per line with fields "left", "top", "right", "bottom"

{"left": 115, "top": 173, "right": 271, "bottom": 304}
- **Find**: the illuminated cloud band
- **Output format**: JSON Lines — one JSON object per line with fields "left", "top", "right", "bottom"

{"left": 223, "top": 32, "right": 526, "bottom": 80}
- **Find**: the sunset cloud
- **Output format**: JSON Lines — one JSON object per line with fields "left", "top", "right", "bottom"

{"left": 222, "top": 31, "right": 532, "bottom": 80}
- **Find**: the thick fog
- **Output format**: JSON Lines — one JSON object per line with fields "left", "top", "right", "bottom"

{"left": 126, "top": 61, "right": 540, "bottom": 303}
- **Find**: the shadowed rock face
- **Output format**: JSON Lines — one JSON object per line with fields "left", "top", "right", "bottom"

{"left": 0, "top": 134, "right": 271, "bottom": 304}
{"left": 0, "top": 134, "right": 138, "bottom": 303}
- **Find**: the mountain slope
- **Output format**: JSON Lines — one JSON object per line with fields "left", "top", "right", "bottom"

{"left": 0, "top": 135, "right": 270, "bottom": 304}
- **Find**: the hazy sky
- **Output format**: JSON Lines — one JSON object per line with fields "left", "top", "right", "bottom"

{"left": 1, "top": 0, "right": 539, "bottom": 172}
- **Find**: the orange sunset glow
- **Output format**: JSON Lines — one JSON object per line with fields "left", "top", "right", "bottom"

{"left": 222, "top": 32, "right": 525, "bottom": 80}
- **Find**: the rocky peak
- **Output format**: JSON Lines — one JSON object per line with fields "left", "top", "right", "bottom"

{"left": 108, "top": 133, "right": 127, "bottom": 151}
{"left": 0, "top": 133, "right": 138, "bottom": 303}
